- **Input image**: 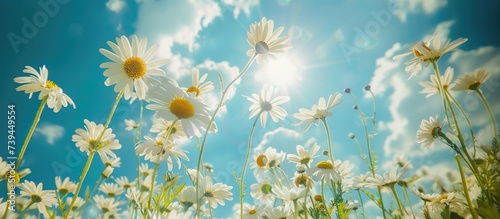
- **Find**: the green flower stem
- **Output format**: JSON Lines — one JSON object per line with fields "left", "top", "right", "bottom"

{"left": 269, "top": 168, "right": 283, "bottom": 187}
{"left": 368, "top": 90, "right": 378, "bottom": 133}
{"left": 444, "top": 205, "right": 451, "bottom": 219}
{"left": 239, "top": 111, "right": 261, "bottom": 219}
{"left": 349, "top": 93, "right": 387, "bottom": 219}
{"left": 320, "top": 117, "right": 334, "bottom": 161}
{"left": 97, "top": 89, "right": 124, "bottom": 141}
{"left": 64, "top": 151, "right": 95, "bottom": 219}
{"left": 85, "top": 176, "right": 105, "bottom": 203}
{"left": 389, "top": 185, "right": 406, "bottom": 217}
{"left": 455, "top": 155, "right": 479, "bottom": 219}
{"left": 276, "top": 167, "right": 291, "bottom": 187}
{"left": 16, "top": 96, "right": 48, "bottom": 172}
{"left": 293, "top": 199, "right": 299, "bottom": 219}
{"left": 402, "top": 186, "right": 415, "bottom": 217}
{"left": 475, "top": 90, "right": 499, "bottom": 144}
{"left": 431, "top": 61, "right": 453, "bottom": 132}
{"left": 55, "top": 191, "right": 65, "bottom": 217}
{"left": 136, "top": 100, "right": 144, "bottom": 188}
{"left": 357, "top": 190, "right": 366, "bottom": 219}
{"left": 445, "top": 90, "right": 477, "bottom": 155}
{"left": 442, "top": 90, "right": 480, "bottom": 177}
{"left": 15, "top": 200, "right": 35, "bottom": 219}
{"left": 195, "top": 54, "right": 256, "bottom": 214}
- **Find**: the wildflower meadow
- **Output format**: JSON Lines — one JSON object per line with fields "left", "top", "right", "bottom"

{"left": 1, "top": 1, "right": 499, "bottom": 219}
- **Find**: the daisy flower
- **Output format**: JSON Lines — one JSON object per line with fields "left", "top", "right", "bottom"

{"left": 99, "top": 35, "right": 169, "bottom": 100}
{"left": 150, "top": 117, "right": 187, "bottom": 141}
{"left": 246, "top": 17, "right": 291, "bottom": 63}
{"left": 265, "top": 205, "right": 292, "bottom": 219}
{"left": 20, "top": 181, "right": 57, "bottom": 214}
{"left": 139, "top": 163, "right": 154, "bottom": 177}
{"left": 237, "top": 203, "right": 266, "bottom": 219}
{"left": 293, "top": 172, "right": 314, "bottom": 189}
{"left": 250, "top": 147, "right": 286, "bottom": 176}
{"left": 99, "top": 183, "right": 124, "bottom": 197}
{"left": 419, "top": 66, "right": 455, "bottom": 98}
{"left": 272, "top": 185, "right": 307, "bottom": 202}
{"left": 185, "top": 68, "right": 214, "bottom": 98}
{"left": 93, "top": 195, "right": 120, "bottom": 217}
{"left": 135, "top": 136, "right": 189, "bottom": 170}
{"left": 201, "top": 176, "right": 233, "bottom": 208}
{"left": 452, "top": 68, "right": 490, "bottom": 92}
{"left": 365, "top": 162, "right": 413, "bottom": 192}
{"left": 125, "top": 187, "right": 148, "bottom": 207}
{"left": 250, "top": 178, "right": 275, "bottom": 204}
{"left": 115, "top": 176, "right": 135, "bottom": 190}
{"left": 333, "top": 159, "right": 355, "bottom": 181}
{"left": 177, "top": 186, "right": 205, "bottom": 212}
{"left": 66, "top": 196, "right": 85, "bottom": 211}
{"left": 393, "top": 33, "right": 468, "bottom": 78}
{"left": 101, "top": 155, "right": 121, "bottom": 168}
{"left": 309, "top": 160, "right": 340, "bottom": 183}
{"left": 294, "top": 93, "right": 342, "bottom": 132}
{"left": 14, "top": 65, "right": 75, "bottom": 112}
{"left": 124, "top": 119, "right": 139, "bottom": 131}
{"left": 246, "top": 84, "right": 290, "bottom": 128}
{"left": 287, "top": 142, "right": 320, "bottom": 167}
{"left": 416, "top": 115, "right": 447, "bottom": 150}
{"left": 146, "top": 79, "right": 214, "bottom": 137}
{"left": 54, "top": 176, "right": 77, "bottom": 196}
{"left": 72, "top": 119, "right": 121, "bottom": 161}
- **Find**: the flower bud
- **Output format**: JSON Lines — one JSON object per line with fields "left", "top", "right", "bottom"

{"left": 348, "top": 132, "right": 355, "bottom": 139}
{"left": 344, "top": 88, "right": 351, "bottom": 93}
{"left": 101, "top": 166, "right": 114, "bottom": 178}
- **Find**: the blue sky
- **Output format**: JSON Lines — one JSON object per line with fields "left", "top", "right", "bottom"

{"left": 1, "top": 0, "right": 500, "bottom": 218}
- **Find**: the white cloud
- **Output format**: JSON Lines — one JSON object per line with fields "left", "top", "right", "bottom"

{"left": 134, "top": 0, "right": 221, "bottom": 57}
{"left": 35, "top": 123, "right": 65, "bottom": 145}
{"left": 221, "top": 0, "right": 259, "bottom": 18}
{"left": 391, "top": 0, "right": 447, "bottom": 22}
{"left": 254, "top": 127, "right": 302, "bottom": 151}
{"left": 106, "top": 0, "right": 127, "bottom": 13}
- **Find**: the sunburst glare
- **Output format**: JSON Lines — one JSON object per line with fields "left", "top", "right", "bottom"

{"left": 254, "top": 55, "right": 302, "bottom": 88}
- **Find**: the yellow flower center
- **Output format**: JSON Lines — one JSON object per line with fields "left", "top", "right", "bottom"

{"left": 169, "top": 97, "right": 195, "bottom": 119}
{"left": 256, "top": 154, "right": 267, "bottom": 167}
{"left": 314, "top": 194, "right": 323, "bottom": 202}
{"left": 248, "top": 209, "right": 257, "bottom": 215}
{"left": 436, "top": 194, "right": 449, "bottom": 203}
{"left": 156, "top": 141, "right": 164, "bottom": 147}
{"left": 123, "top": 57, "right": 147, "bottom": 79}
{"left": 186, "top": 86, "right": 200, "bottom": 97}
{"left": 46, "top": 80, "right": 58, "bottom": 89}
{"left": 412, "top": 42, "right": 432, "bottom": 58}
{"left": 316, "top": 161, "right": 333, "bottom": 169}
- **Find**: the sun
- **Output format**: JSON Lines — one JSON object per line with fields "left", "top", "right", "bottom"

{"left": 254, "top": 55, "right": 301, "bottom": 87}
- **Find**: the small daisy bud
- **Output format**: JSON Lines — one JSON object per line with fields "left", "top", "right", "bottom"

{"left": 353, "top": 105, "right": 358, "bottom": 110}
{"left": 322, "top": 150, "right": 329, "bottom": 156}
{"left": 348, "top": 132, "right": 355, "bottom": 139}
{"left": 344, "top": 88, "right": 351, "bottom": 93}
{"left": 297, "top": 165, "right": 306, "bottom": 173}
{"left": 364, "top": 85, "right": 371, "bottom": 91}
{"left": 314, "top": 194, "right": 323, "bottom": 202}
{"left": 101, "top": 166, "right": 114, "bottom": 178}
